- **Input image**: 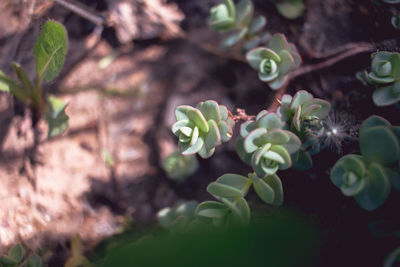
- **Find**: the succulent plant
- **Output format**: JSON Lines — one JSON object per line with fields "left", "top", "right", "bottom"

{"left": 236, "top": 110, "right": 301, "bottom": 177}
{"left": 246, "top": 34, "right": 301, "bottom": 89}
{"left": 157, "top": 201, "right": 200, "bottom": 232}
{"left": 208, "top": 0, "right": 268, "bottom": 50}
{"left": 330, "top": 115, "right": 400, "bottom": 210}
{"left": 277, "top": 90, "right": 331, "bottom": 134}
{"left": 162, "top": 151, "right": 199, "bottom": 182}
{"left": 172, "top": 100, "right": 235, "bottom": 159}
{"left": 208, "top": 0, "right": 237, "bottom": 32}
{"left": 273, "top": 0, "right": 305, "bottom": 20}
{"left": 367, "top": 51, "right": 400, "bottom": 106}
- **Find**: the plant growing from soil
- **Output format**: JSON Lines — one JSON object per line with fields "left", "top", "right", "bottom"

{"left": 0, "top": 244, "right": 42, "bottom": 267}
{"left": 0, "top": 20, "right": 69, "bottom": 138}
{"left": 159, "top": 90, "right": 335, "bottom": 230}
{"left": 330, "top": 115, "right": 400, "bottom": 210}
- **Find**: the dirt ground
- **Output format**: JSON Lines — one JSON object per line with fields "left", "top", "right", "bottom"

{"left": 0, "top": 0, "right": 400, "bottom": 265}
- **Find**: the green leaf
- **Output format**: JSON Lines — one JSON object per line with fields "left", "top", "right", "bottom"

{"left": 244, "top": 128, "right": 267, "bottom": 153}
{"left": 290, "top": 90, "right": 313, "bottom": 109}
{"left": 267, "top": 75, "right": 287, "bottom": 90}
{"left": 196, "top": 201, "right": 228, "bottom": 218}
{"left": 235, "top": 0, "right": 254, "bottom": 28}
{"left": 34, "top": 20, "right": 68, "bottom": 82}
{"left": 250, "top": 173, "right": 274, "bottom": 204}
{"left": 207, "top": 174, "right": 250, "bottom": 198}
{"left": 221, "top": 27, "right": 248, "bottom": 49}
{"left": 390, "top": 52, "right": 400, "bottom": 79}
{"left": 187, "top": 109, "right": 209, "bottom": 133}
{"left": 218, "top": 121, "right": 233, "bottom": 142}
{"left": 249, "top": 16, "right": 266, "bottom": 35}
{"left": 0, "top": 71, "right": 29, "bottom": 101}
{"left": 8, "top": 244, "right": 24, "bottom": 263}
{"left": 275, "top": 0, "right": 305, "bottom": 19}
{"left": 288, "top": 43, "right": 302, "bottom": 69}
{"left": 0, "top": 71, "right": 10, "bottom": 92}
{"left": 221, "top": 197, "right": 250, "bottom": 224}
{"left": 359, "top": 115, "right": 391, "bottom": 134}
{"left": 27, "top": 254, "right": 43, "bottom": 267}
{"left": 175, "top": 105, "right": 195, "bottom": 121}
{"left": 46, "top": 95, "right": 69, "bottom": 138}
{"left": 302, "top": 99, "right": 331, "bottom": 119}
{"left": 0, "top": 255, "right": 18, "bottom": 266}
{"left": 246, "top": 47, "right": 280, "bottom": 70}
{"left": 354, "top": 163, "right": 391, "bottom": 211}
{"left": 368, "top": 72, "right": 395, "bottom": 84}
{"left": 281, "top": 131, "right": 301, "bottom": 154}
{"left": 175, "top": 201, "right": 199, "bottom": 218}
{"left": 12, "top": 63, "right": 35, "bottom": 95}
{"left": 180, "top": 136, "right": 204, "bottom": 155}
{"left": 277, "top": 50, "right": 294, "bottom": 75}
{"left": 256, "top": 112, "right": 284, "bottom": 130}
{"left": 235, "top": 137, "right": 253, "bottom": 165}
{"left": 373, "top": 83, "right": 400, "bottom": 106}
{"left": 268, "top": 34, "right": 288, "bottom": 53}
{"left": 359, "top": 126, "right": 399, "bottom": 166}
{"left": 256, "top": 130, "right": 289, "bottom": 145}
{"left": 204, "top": 120, "right": 221, "bottom": 150}
{"left": 197, "top": 100, "right": 221, "bottom": 122}
{"left": 264, "top": 174, "right": 284, "bottom": 206}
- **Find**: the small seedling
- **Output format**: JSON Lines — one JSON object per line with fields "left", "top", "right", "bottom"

{"left": 162, "top": 151, "right": 199, "bottom": 182}
{"left": 0, "top": 20, "right": 69, "bottom": 138}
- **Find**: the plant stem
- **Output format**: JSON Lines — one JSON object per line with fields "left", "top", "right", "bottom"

{"left": 53, "top": 0, "right": 105, "bottom": 26}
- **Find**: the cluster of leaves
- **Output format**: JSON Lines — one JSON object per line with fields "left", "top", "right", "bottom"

{"left": 162, "top": 151, "right": 198, "bottom": 182}
{"left": 208, "top": 0, "right": 302, "bottom": 89}
{"left": 0, "top": 20, "right": 69, "bottom": 138}
{"left": 0, "top": 244, "right": 42, "bottom": 267}
{"left": 172, "top": 100, "right": 234, "bottom": 158}
{"left": 270, "top": 0, "right": 305, "bottom": 20}
{"left": 358, "top": 51, "right": 400, "bottom": 106}
{"left": 162, "top": 90, "right": 333, "bottom": 229}
{"left": 208, "top": 0, "right": 268, "bottom": 50}
{"left": 330, "top": 115, "right": 400, "bottom": 210}
{"left": 246, "top": 34, "right": 301, "bottom": 89}
{"left": 158, "top": 172, "right": 285, "bottom": 231}
{"left": 277, "top": 90, "right": 331, "bottom": 170}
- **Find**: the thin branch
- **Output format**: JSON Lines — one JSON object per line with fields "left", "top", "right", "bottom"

{"left": 302, "top": 42, "right": 373, "bottom": 59}
{"left": 289, "top": 43, "right": 375, "bottom": 81}
{"left": 54, "top": 0, "right": 105, "bottom": 26}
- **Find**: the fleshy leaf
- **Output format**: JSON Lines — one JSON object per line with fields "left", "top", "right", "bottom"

{"left": 196, "top": 201, "right": 228, "bottom": 218}
{"left": 373, "top": 83, "right": 400, "bottom": 106}
{"left": 235, "top": 0, "right": 254, "bottom": 28}
{"left": 292, "top": 149, "right": 312, "bottom": 171}
{"left": 204, "top": 120, "right": 221, "bottom": 150}
{"left": 275, "top": 0, "right": 305, "bottom": 19}
{"left": 246, "top": 47, "right": 281, "bottom": 70}
{"left": 244, "top": 128, "right": 267, "bottom": 153}
{"left": 218, "top": 121, "right": 233, "bottom": 142}
{"left": 249, "top": 15, "right": 266, "bottom": 35}
{"left": 34, "top": 20, "right": 68, "bottom": 82}
{"left": 250, "top": 173, "right": 274, "bottom": 204}
{"left": 354, "top": 163, "right": 391, "bottom": 211}
{"left": 207, "top": 173, "right": 250, "bottom": 198}
{"left": 268, "top": 34, "right": 288, "bottom": 53}
{"left": 257, "top": 112, "right": 284, "bottom": 130}
{"left": 187, "top": 109, "right": 209, "bottom": 133}
{"left": 277, "top": 50, "right": 294, "bottom": 75}
{"left": 222, "top": 27, "right": 248, "bottom": 49}
{"left": 359, "top": 126, "right": 399, "bottom": 166}
{"left": 8, "top": 244, "right": 24, "bottom": 263}
{"left": 359, "top": 115, "right": 391, "bottom": 134}
{"left": 197, "top": 100, "right": 221, "bottom": 122}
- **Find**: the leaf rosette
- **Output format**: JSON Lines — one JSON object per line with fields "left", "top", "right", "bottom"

{"left": 236, "top": 111, "right": 301, "bottom": 177}
{"left": 172, "top": 100, "right": 235, "bottom": 158}
{"left": 368, "top": 51, "right": 400, "bottom": 106}
{"left": 208, "top": 0, "right": 237, "bottom": 32}
{"left": 277, "top": 90, "right": 331, "bottom": 133}
{"left": 246, "top": 34, "right": 301, "bottom": 89}
{"left": 330, "top": 116, "right": 400, "bottom": 211}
